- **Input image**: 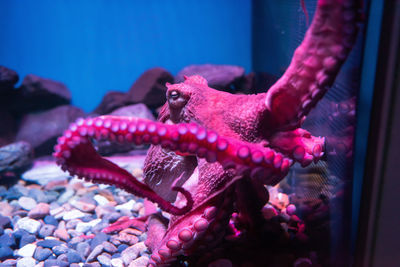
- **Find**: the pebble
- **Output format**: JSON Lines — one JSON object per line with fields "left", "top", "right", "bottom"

{"left": 38, "top": 224, "right": 56, "bottom": 238}
{"left": 76, "top": 241, "right": 91, "bottom": 259}
{"left": 103, "top": 241, "right": 118, "bottom": 253}
{"left": 91, "top": 232, "right": 108, "bottom": 249}
{"left": 0, "top": 202, "right": 13, "bottom": 217}
{"left": 286, "top": 204, "right": 297, "bottom": 215}
{"left": 67, "top": 249, "right": 82, "bottom": 263}
{"left": 16, "top": 217, "right": 41, "bottom": 234}
{"left": 17, "top": 243, "right": 37, "bottom": 257}
{"left": 94, "top": 194, "right": 109, "bottom": 206}
{"left": 18, "top": 196, "right": 37, "bottom": 211}
{"left": 19, "top": 233, "right": 36, "bottom": 248}
{"left": 54, "top": 228, "right": 70, "bottom": 241}
{"left": 118, "top": 232, "right": 139, "bottom": 245}
{"left": 37, "top": 239, "right": 64, "bottom": 248}
{"left": 70, "top": 197, "right": 97, "bottom": 212}
{"left": 63, "top": 209, "right": 86, "bottom": 220}
{"left": 0, "top": 245, "right": 13, "bottom": 260}
{"left": 53, "top": 245, "right": 68, "bottom": 256}
{"left": 44, "top": 259, "right": 68, "bottom": 267}
{"left": 33, "top": 247, "right": 53, "bottom": 261}
{"left": 16, "top": 257, "right": 36, "bottom": 267}
{"left": 0, "top": 232, "right": 16, "bottom": 247}
{"left": 28, "top": 202, "right": 50, "bottom": 219}
{"left": 110, "top": 258, "right": 124, "bottom": 267}
{"left": 43, "top": 215, "right": 58, "bottom": 226}
{"left": 0, "top": 214, "right": 12, "bottom": 228}
{"left": 58, "top": 190, "right": 75, "bottom": 204}
{"left": 97, "top": 254, "right": 112, "bottom": 266}
{"left": 117, "top": 244, "right": 129, "bottom": 253}
{"left": 87, "top": 244, "right": 104, "bottom": 262}
{"left": 115, "top": 199, "right": 136, "bottom": 211}
{"left": 129, "top": 256, "right": 149, "bottom": 267}
{"left": 121, "top": 242, "right": 147, "bottom": 265}
{"left": 2, "top": 259, "right": 17, "bottom": 266}
{"left": 28, "top": 188, "right": 48, "bottom": 203}
{"left": 76, "top": 219, "right": 101, "bottom": 233}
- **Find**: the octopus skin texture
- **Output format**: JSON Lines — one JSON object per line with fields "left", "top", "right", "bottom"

{"left": 53, "top": 0, "right": 362, "bottom": 266}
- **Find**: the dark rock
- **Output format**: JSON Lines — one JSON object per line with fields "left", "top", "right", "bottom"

{"left": 19, "top": 233, "right": 36, "bottom": 248}
{"left": 37, "top": 239, "right": 64, "bottom": 248}
{"left": 0, "top": 66, "right": 19, "bottom": 90}
{"left": 0, "top": 233, "right": 16, "bottom": 248}
{"left": 111, "top": 253, "right": 121, "bottom": 259}
{"left": 0, "top": 214, "right": 11, "bottom": 228}
{"left": 67, "top": 250, "right": 83, "bottom": 263}
{"left": 175, "top": 64, "right": 245, "bottom": 92}
{"left": 0, "top": 245, "right": 13, "bottom": 260}
{"left": 102, "top": 241, "right": 117, "bottom": 253}
{"left": 52, "top": 245, "right": 68, "bottom": 256}
{"left": 13, "top": 229, "right": 28, "bottom": 240}
{"left": 44, "top": 215, "right": 58, "bottom": 226}
{"left": 16, "top": 74, "right": 71, "bottom": 113}
{"left": 4, "top": 186, "right": 23, "bottom": 200}
{"left": 34, "top": 247, "right": 53, "bottom": 261}
{"left": 93, "top": 91, "right": 133, "bottom": 115}
{"left": 38, "top": 224, "right": 56, "bottom": 238}
{"left": 0, "top": 110, "right": 17, "bottom": 147}
{"left": 0, "top": 141, "right": 33, "bottom": 174}
{"left": 28, "top": 188, "right": 48, "bottom": 203}
{"left": 16, "top": 105, "right": 84, "bottom": 156}
{"left": 127, "top": 67, "right": 173, "bottom": 109}
{"left": 76, "top": 241, "right": 91, "bottom": 259}
{"left": 90, "top": 232, "right": 109, "bottom": 250}
{"left": 117, "top": 244, "right": 128, "bottom": 253}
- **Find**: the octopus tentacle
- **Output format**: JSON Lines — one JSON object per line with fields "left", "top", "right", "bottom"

{"left": 264, "top": 0, "right": 362, "bottom": 131}
{"left": 54, "top": 116, "right": 292, "bottom": 214}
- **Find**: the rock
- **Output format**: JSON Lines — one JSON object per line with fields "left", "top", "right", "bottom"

{"left": 93, "top": 91, "right": 133, "bottom": 115}
{"left": 62, "top": 209, "right": 86, "bottom": 221}
{"left": 28, "top": 203, "right": 50, "bottom": 219}
{"left": 90, "top": 232, "right": 108, "bottom": 249}
{"left": 94, "top": 195, "right": 109, "bottom": 206}
{"left": 115, "top": 199, "right": 136, "bottom": 211}
{"left": 97, "top": 254, "right": 112, "bottom": 267}
{"left": 70, "top": 196, "right": 97, "bottom": 212}
{"left": 16, "top": 257, "right": 36, "bottom": 267}
{"left": 16, "top": 105, "right": 84, "bottom": 156}
{"left": 0, "top": 233, "right": 16, "bottom": 247}
{"left": 15, "top": 217, "right": 41, "bottom": 234}
{"left": 0, "top": 111, "right": 16, "bottom": 147}
{"left": 0, "top": 66, "right": 19, "bottom": 90}
{"left": 118, "top": 232, "right": 139, "bottom": 245}
{"left": 34, "top": 247, "right": 53, "bottom": 261}
{"left": 129, "top": 256, "right": 149, "bottom": 267}
{"left": 43, "top": 215, "right": 58, "bottom": 226}
{"left": 43, "top": 259, "right": 68, "bottom": 267}
{"left": 52, "top": 245, "right": 69, "bottom": 256}
{"left": 17, "top": 74, "right": 71, "bottom": 112}
{"left": 175, "top": 64, "right": 245, "bottom": 92}
{"left": 28, "top": 188, "right": 48, "bottom": 203}
{"left": 2, "top": 259, "right": 17, "bottom": 266}
{"left": 18, "top": 196, "right": 37, "bottom": 211}
{"left": 121, "top": 242, "right": 147, "bottom": 265}
{"left": 54, "top": 228, "right": 70, "bottom": 241}
{"left": 87, "top": 244, "right": 103, "bottom": 262}
{"left": 76, "top": 241, "right": 91, "bottom": 259}
{"left": 0, "top": 245, "right": 13, "bottom": 260}
{"left": 17, "top": 243, "right": 37, "bottom": 257}
{"left": 110, "top": 104, "right": 155, "bottom": 120}
{"left": 117, "top": 244, "right": 128, "bottom": 253}
{"left": 110, "top": 258, "right": 124, "bottom": 267}
{"left": 127, "top": 67, "right": 174, "bottom": 109}
{"left": 38, "top": 224, "right": 56, "bottom": 238}
{"left": 19, "top": 233, "right": 36, "bottom": 248}
{"left": 102, "top": 241, "right": 118, "bottom": 253}
{"left": 0, "top": 141, "right": 33, "bottom": 174}
{"left": 37, "top": 239, "right": 64, "bottom": 248}
{"left": 57, "top": 189, "right": 75, "bottom": 204}
{"left": 67, "top": 250, "right": 82, "bottom": 263}
{"left": 0, "top": 214, "right": 12, "bottom": 228}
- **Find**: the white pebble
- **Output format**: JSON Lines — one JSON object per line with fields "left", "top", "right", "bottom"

{"left": 129, "top": 256, "right": 149, "bottom": 267}
{"left": 16, "top": 217, "right": 41, "bottom": 234}
{"left": 63, "top": 209, "right": 86, "bottom": 220}
{"left": 111, "top": 258, "right": 124, "bottom": 267}
{"left": 16, "top": 257, "right": 36, "bottom": 267}
{"left": 17, "top": 243, "right": 37, "bottom": 257}
{"left": 116, "top": 199, "right": 136, "bottom": 211}
{"left": 18, "top": 197, "right": 37, "bottom": 211}
{"left": 94, "top": 194, "right": 109, "bottom": 206}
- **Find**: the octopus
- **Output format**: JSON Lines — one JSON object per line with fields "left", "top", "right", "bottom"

{"left": 53, "top": 0, "right": 362, "bottom": 266}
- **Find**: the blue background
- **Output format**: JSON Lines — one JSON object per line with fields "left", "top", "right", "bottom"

{"left": 0, "top": 0, "right": 252, "bottom": 112}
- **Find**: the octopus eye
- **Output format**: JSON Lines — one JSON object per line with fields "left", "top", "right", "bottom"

{"left": 169, "top": 90, "right": 180, "bottom": 100}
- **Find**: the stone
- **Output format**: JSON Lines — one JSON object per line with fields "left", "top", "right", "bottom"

{"left": 17, "top": 243, "right": 37, "bottom": 257}
{"left": 76, "top": 241, "right": 91, "bottom": 259}
{"left": 110, "top": 258, "right": 124, "bottom": 267}
{"left": 0, "top": 233, "right": 16, "bottom": 247}
{"left": 115, "top": 199, "right": 136, "bottom": 211}
{"left": 0, "top": 214, "right": 12, "bottom": 229}
{"left": 28, "top": 202, "right": 50, "bottom": 219}
{"left": 175, "top": 64, "right": 245, "bottom": 91}
{"left": 18, "top": 196, "right": 37, "bottom": 211}
{"left": 27, "top": 188, "right": 48, "bottom": 203}
{"left": 18, "top": 74, "right": 71, "bottom": 112}
{"left": 52, "top": 245, "right": 68, "bottom": 256}
{"left": 87, "top": 244, "right": 103, "bottom": 262}
{"left": 121, "top": 242, "right": 147, "bottom": 265}
{"left": 2, "top": 259, "right": 17, "bottom": 266}
{"left": 16, "top": 105, "right": 84, "bottom": 156}
{"left": 0, "top": 245, "right": 13, "bottom": 260}
{"left": 117, "top": 244, "right": 128, "bottom": 253}
{"left": 97, "top": 254, "right": 112, "bottom": 267}
{"left": 38, "top": 224, "right": 56, "bottom": 238}
{"left": 22, "top": 160, "right": 70, "bottom": 186}
{"left": 129, "top": 256, "right": 149, "bottom": 267}
{"left": 62, "top": 209, "right": 86, "bottom": 221}
{"left": 67, "top": 250, "right": 82, "bottom": 263}
{"left": 93, "top": 195, "right": 109, "bottom": 206}
{"left": 15, "top": 217, "right": 41, "bottom": 234}
{"left": 93, "top": 91, "right": 133, "bottom": 115}
{"left": 102, "top": 241, "right": 118, "bottom": 253}
{"left": 118, "top": 232, "right": 139, "bottom": 245}
{"left": 0, "top": 66, "right": 19, "bottom": 89}
{"left": 16, "top": 257, "right": 36, "bottom": 267}
{"left": 0, "top": 141, "right": 33, "bottom": 174}
{"left": 19, "top": 233, "right": 36, "bottom": 248}
{"left": 43, "top": 259, "right": 68, "bottom": 267}
{"left": 54, "top": 228, "right": 70, "bottom": 241}
{"left": 70, "top": 197, "right": 97, "bottom": 212}
{"left": 43, "top": 215, "right": 58, "bottom": 226}
{"left": 33, "top": 247, "right": 53, "bottom": 261}
{"left": 90, "top": 232, "right": 108, "bottom": 249}
{"left": 110, "top": 104, "right": 155, "bottom": 120}
{"left": 36, "top": 239, "right": 64, "bottom": 248}
{"left": 127, "top": 67, "right": 174, "bottom": 109}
